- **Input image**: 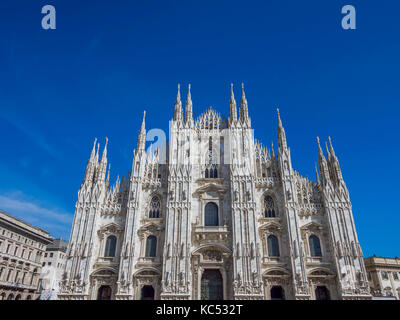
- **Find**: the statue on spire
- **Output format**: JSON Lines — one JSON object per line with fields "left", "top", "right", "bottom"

{"left": 239, "top": 83, "right": 249, "bottom": 124}
{"left": 174, "top": 84, "right": 183, "bottom": 122}
{"left": 185, "top": 84, "right": 193, "bottom": 125}
{"left": 136, "top": 110, "right": 146, "bottom": 152}
{"left": 229, "top": 83, "right": 237, "bottom": 125}
{"left": 277, "top": 108, "right": 287, "bottom": 150}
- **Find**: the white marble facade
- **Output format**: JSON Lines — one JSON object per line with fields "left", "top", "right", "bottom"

{"left": 58, "top": 84, "right": 371, "bottom": 300}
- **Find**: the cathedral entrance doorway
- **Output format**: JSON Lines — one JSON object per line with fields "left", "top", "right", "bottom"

{"left": 315, "top": 286, "right": 330, "bottom": 300}
{"left": 97, "top": 285, "right": 112, "bottom": 300}
{"left": 270, "top": 286, "right": 285, "bottom": 300}
{"left": 201, "top": 269, "right": 223, "bottom": 300}
{"left": 141, "top": 285, "right": 155, "bottom": 300}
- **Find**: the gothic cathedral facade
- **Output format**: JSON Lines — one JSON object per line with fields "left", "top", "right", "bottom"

{"left": 58, "top": 84, "right": 371, "bottom": 300}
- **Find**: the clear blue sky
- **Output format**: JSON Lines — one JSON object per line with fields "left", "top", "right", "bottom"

{"left": 0, "top": 1, "right": 398, "bottom": 257}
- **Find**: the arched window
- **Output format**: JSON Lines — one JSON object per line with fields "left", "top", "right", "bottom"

{"left": 205, "top": 202, "right": 219, "bottom": 226}
{"left": 205, "top": 137, "right": 218, "bottom": 178}
{"left": 149, "top": 196, "right": 161, "bottom": 218}
{"left": 264, "top": 195, "right": 276, "bottom": 217}
{"left": 212, "top": 167, "right": 218, "bottom": 178}
{"left": 15, "top": 294, "right": 21, "bottom": 300}
{"left": 104, "top": 235, "right": 117, "bottom": 257}
{"left": 267, "top": 235, "right": 280, "bottom": 257}
{"left": 309, "top": 235, "right": 322, "bottom": 257}
{"left": 145, "top": 236, "right": 157, "bottom": 257}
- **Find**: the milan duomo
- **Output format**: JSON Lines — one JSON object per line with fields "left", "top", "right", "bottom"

{"left": 58, "top": 84, "right": 371, "bottom": 300}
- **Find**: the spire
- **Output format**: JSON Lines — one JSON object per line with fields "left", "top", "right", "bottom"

{"left": 271, "top": 141, "right": 275, "bottom": 158}
{"left": 137, "top": 110, "right": 146, "bottom": 152}
{"left": 106, "top": 163, "right": 111, "bottom": 186}
{"left": 317, "top": 136, "right": 330, "bottom": 184}
{"left": 174, "top": 84, "right": 183, "bottom": 121}
{"left": 90, "top": 138, "right": 97, "bottom": 161}
{"left": 100, "top": 137, "right": 108, "bottom": 163}
{"left": 325, "top": 141, "right": 331, "bottom": 160}
{"left": 140, "top": 110, "right": 146, "bottom": 132}
{"left": 185, "top": 84, "right": 193, "bottom": 124}
{"left": 95, "top": 142, "right": 100, "bottom": 163}
{"left": 328, "top": 136, "right": 336, "bottom": 157}
{"left": 83, "top": 138, "right": 98, "bottom": 183}
{"left": 328, "top": 136, "right": 343, "bottom": 182}
{"left": 317, "top": 137, "right": 323, "bottom": 157}
{"left": 229, "top": 83, "right": 237, "bottom": 125}
{"left": 239, "top": 83, "right": 249, "bottom": 123}
{"left": 277, "top": 108, "right": 287, "bottom": 150}
{"left": 315, "top": 162, "right": 320, "bottom": 183}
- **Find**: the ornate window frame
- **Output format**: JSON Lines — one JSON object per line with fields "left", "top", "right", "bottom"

{"left": 148, "top": 194, "right": 162, "bottom": 219}
{"left": 259, "top": 221, "right": 283, "bottom": 264}
{"left": 137, "top": 223, "right": 164, "bottom": 266}
{"left": 300, "top": 222, "right": 325, "bottom": 262}
{"left": 97, "top": 223, "right": 124, "bottom": 264}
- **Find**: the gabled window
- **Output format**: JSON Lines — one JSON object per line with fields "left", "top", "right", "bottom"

{"left": 309, "top": 235, "right": 322, "bottom": 257}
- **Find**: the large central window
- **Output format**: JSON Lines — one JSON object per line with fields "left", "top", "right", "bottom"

{"left": 204, "top": 202, "right": 219, "bottom": 226}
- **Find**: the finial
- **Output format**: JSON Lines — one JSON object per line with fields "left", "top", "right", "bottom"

{"left": 141, "top": 110, "right": 146, "bottom": 126}
{"left": 277, "top": 108, "right": 283, "bottom": 127}
{"left": 316, "top": 137, "right": 324, "bottom": 157}
{"left": 315, "top": 162, "right": 320, "bottom": 183}
{"left": 187, "top": 83, "right": 191, "bottom": 99}
{"left": 177, "top": 83, "right": 181, "bottom": 99}
{"left": 138, "top": 110, "right": 146, "bottom": 137}
{"left": 90, "top": 138, "right": 97, "bottom": 159}
{"left": 101, "top": 137, "right": 108, "bottom": 161}
{"left": 325, "top": 141, "right": 331, "bottom": 157}
{"left": 328, "top": 136, "right": 336, "bottom": 156}
{"left": 241, "top": 83, "right": 246, "bottom": 98}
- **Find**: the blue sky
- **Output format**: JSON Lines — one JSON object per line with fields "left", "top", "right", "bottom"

{"left": 0, "top": 1, "right": 399, "bottom": 257}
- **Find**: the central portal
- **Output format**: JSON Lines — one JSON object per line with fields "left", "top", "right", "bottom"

{"left": 201, "top": 269, "right": 223, "bottom": 300}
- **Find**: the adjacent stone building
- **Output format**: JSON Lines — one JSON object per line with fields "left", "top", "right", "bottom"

{"left": 59, "top": 84, "right": 371, "bottom": 300}
{"left": 39, "top": 238, "right": 68, "bottom": 300}
{"left": 364, "top": 256, "right": 400, "bottom": 300}
{"left": 0, "top": 210, "right": 52, "bottom": 300}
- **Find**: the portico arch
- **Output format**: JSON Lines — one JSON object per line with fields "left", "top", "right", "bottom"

{"left": 191, "top": 245, "right": 232, "bottom": 300}
{"left": 90, "top": 267, "right": 118, "bottom": 300}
